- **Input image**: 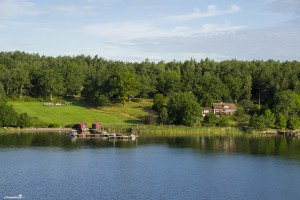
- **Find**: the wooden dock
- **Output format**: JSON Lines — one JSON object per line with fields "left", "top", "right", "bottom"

{"left": 68, "top": 132, "right": 138, "bottom": 140}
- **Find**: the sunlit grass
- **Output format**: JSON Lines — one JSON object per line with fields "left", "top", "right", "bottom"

{"left": 9, "top": 99, "right": 153, "bottom": 127}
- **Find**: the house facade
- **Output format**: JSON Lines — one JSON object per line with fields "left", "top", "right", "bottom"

{"left": 202, "top": 102, "right": 236, "bottom": 117}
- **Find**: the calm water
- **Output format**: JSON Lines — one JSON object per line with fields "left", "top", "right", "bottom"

{"left": 0, "top": 133, "right": 300, "bottom": 200}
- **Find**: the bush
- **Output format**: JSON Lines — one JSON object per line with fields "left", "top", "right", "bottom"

{"left": 18, "top": 113, "right": 32, "bottom": 128}
{"left": 31, "top": 117, "right": 48, "bottom": 128}
{"left": 203, "top": 113, "right": 219, "bottom": 127}
{"left": 287, "top": 117, "right": 300, "bottom": 130}
{"left": 217, "top": 116, "right": 230, "bottom": 127}
{"left": 48, "top": 123, "right": 60, "bottom": 128}
{"left": 144, "top": 114, "right": 157, "bottom": 125}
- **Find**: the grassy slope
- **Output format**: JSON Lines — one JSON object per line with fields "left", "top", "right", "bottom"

{"left": 9, "top": 99, "right": 153, "bottom": 127}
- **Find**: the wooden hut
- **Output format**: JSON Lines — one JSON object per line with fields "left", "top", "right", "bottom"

{"left": 92, "top": 122, "right": 103, "bottom": 130}
{"left": 76, "top": 122, "right": 89, "bottom": 131}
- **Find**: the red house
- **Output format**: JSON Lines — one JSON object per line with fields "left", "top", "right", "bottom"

{"left": 92, "top": 122, "right": 103, "bottom": 130}
{"left": 76, "top": 122, "right": 89, "bottom": 131}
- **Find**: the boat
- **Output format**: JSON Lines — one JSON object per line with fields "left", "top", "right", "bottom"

{"left": 108, "top": 133, "right": 117, "bottom": 139}
{"left": 66, "top": 129, "right": 78, "bottom": 137}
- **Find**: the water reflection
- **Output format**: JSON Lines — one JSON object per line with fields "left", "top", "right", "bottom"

{"left": 1, "top": 132, "right": 300, "bottom": 160}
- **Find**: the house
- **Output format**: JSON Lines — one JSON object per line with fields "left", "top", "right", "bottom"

{"left": 212, "top": 102, "right": 236, "bottom": 116}
{"left": 92, "top": 122, "right": 103, "bottom": 130}
{"left": 202, "top": 102, "right": 236, "bottom": 117}
{"left": 201, "top": 107, "right": 212, "bottom": 117}
{"left": 76, "top": 122, "right": 89, "bottom": 131}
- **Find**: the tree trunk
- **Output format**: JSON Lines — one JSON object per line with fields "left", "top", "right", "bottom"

{"left": 50, "top": 92, "right": 53, "bottom": 102}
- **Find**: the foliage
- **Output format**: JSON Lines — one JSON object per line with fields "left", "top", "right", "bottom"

{"left": 18, "top": 112, "right": 32, "bottom": 128}
{"left": 276, "top": 113, "right": 287, "bottom": 130}
{"left": 0, "top": 82, "right": 6, "bottom": 103}
{"left": 250, "top": 114, "right": 267, "bottom": 131}
{"left": 273, "top": 90, "right": 300, "bottom": 118}
{"left": 144, "top": 114, "right": 157, "bottom": 125}
{"left": 203, "top": 113, "right": 219, "bottom": 127}
{"left": 159, "top": 107, "right": 169, "bottom": 125}
{"left": 152, "top": 93, "right": 165, "bottom": 112}
{"left": 287, "top": 117, "right": 300, "bottom": 130}
{"left": 0, "top": 102, "right": 18, "bottom": 127}
{"left": 217, "top": 115, "right": 230, "bottom": 127}
{"left": 1, "top": 51, "right": 300, "bottom": 128}
{"left": 263, "top": 109, "right": 275, "bottom": 128}
{"left": 167, "top": 92, "right": 201, "bottom": 126}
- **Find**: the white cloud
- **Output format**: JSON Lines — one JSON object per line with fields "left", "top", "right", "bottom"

{"left": 0, "top": 0, "right": 38, "bottom": 17}
{"left": 85, "top": 21, "right": 246, "bottom": 41}
{"left": 0, "top": 0, "right": 105, "bottom": 18}
{"left": 166, "top": 4, "right": 241, "bottom": 22}
{"left": 265, "top": 0, "right": 300, "bottom": 15}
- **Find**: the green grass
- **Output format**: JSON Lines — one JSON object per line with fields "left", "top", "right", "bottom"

{"left": 134, "top": 125, "right": 244, "bottom": 136}
{"left": 9, "top": 100, "right": 154, "bottom": 127}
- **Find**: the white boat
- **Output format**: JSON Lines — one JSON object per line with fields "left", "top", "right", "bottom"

{"left": 66, "top": 129, "right": 78, "bottom": 137}
{"left": 108, "top": 133, "right": 117, "bottom": 138}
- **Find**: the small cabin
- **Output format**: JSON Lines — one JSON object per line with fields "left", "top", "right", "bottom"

{"left": 92, "top": 122, "right": 103, "bottom": 130}
{"left": 76, "top": 122, "right": 89, "bottom": 131}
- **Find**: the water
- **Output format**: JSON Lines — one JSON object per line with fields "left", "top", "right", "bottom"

{"left": 0, "top": 133, "right": 300, "bottom": 200}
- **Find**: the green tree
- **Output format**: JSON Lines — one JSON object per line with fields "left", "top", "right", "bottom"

{"left": 64, "top": 62, "right": 85, "bottom": 96}
{"left": 0, "top": 103, "right": 18, "bottom": 127}
{"left": 276, "top": 113, "right": 287, "bottom": 130}
{"left": 250, "top": 113, "right": 267, "bottom": 131}
{"left": 273, "top": 90, "right": 300, "bottom": 118}
{"left": 263, "top": 109, "right": 275, "bottom": 128}
{"left": 157, "top": 70, "right": 181, "bottom": 95}
{"left": 287, "top": 117, "right": 300, "bottom": 130}
{"left": 159, "top": 107, "right": 169, "bottom": 125}
{"left": 0, "top": 82, "right": 6, "bottom": 103}
{"left": 108, "top": 70, "right": 141, "bottom": 101}
{"left": 37, "top": 68, "right": 65, "bottom": 101}
{"left": 10, "top": 65, "right": 31, "bottom": 99}
{"left": 18, "top": 113, "right": 32, "bottom": 128}
{"left": 167, "top": 92, "right": 201, "bottom": 126}
{"left": 152, "top": 93, "right": 165, "bottom": 112}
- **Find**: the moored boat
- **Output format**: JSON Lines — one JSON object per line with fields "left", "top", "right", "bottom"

{"left": 66, "top": 129, "right": 78, "bottom": 137}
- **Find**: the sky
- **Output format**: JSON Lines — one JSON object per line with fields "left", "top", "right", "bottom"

{"left": 0, "top": 0, "right": 299, "bottom": 62}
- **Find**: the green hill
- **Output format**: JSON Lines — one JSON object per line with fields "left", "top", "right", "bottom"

{"left": 9, "top": 100, "right": 153, "bottom": 127}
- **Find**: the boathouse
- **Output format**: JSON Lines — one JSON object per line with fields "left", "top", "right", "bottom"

{"left": 76, "top": 122, "right": 89, "bottom": 131}
{"left": 92, "top": 122, "right": 103, "bottom": 130}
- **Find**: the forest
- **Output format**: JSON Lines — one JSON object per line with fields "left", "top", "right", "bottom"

{"left": 0, "top": 51, "right": 300, "bottom": 130}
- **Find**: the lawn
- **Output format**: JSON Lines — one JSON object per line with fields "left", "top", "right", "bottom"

{"left": 9, "top": 99, "right": 154, "bottom": 127}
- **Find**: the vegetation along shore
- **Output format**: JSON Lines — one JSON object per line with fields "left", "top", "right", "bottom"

{"left": 0, "top": 51, "right": 300, "bottom": 135}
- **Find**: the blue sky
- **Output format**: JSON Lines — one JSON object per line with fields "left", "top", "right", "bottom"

{"left": 0, "top": 0, "right": 299, "bottom": 61}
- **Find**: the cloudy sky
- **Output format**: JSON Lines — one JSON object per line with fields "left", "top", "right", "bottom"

{"left": 0, "top": 0, "right": 299, "bottom": 61}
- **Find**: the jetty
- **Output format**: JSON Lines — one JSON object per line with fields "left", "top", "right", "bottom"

{"left": 66, "top": 121, "right": 138, "bottom": 140}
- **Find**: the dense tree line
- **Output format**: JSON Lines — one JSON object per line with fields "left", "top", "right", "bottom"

{"left": 0, "top": 51, "right": 300, "bottom": 128}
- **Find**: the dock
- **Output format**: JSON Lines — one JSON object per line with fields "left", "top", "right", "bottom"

{"left": 66, "top": 130, "right": 138, "bottom": 140}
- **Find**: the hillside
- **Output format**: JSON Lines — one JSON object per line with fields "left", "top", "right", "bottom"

{"left": 9, "top": 99, "right": 153, "bottom": 127}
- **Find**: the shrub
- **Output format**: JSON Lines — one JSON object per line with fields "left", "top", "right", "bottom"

{"left": 18, "top": 113, "right": 32, "bottom": 128}
{"left": 48, "top": 123, "right": 60, "bottom": 128}
{"left": 287, "top": 117, "right": 300, "bottom": 130}
{"left": 144, "top": 114, "right": 157, "bottom": 125}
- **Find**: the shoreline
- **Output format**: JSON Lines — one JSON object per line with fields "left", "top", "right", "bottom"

{"left": 1, "top": 126, "right": 299, "bottom": 137}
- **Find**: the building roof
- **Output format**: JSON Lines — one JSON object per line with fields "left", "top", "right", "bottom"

{"left": 212, "top": 103, "right": 236, "bottom": 110}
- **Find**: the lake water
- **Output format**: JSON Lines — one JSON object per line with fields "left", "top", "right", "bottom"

{"left": 0, "top": 133, "right": 300, "bottom": 200}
